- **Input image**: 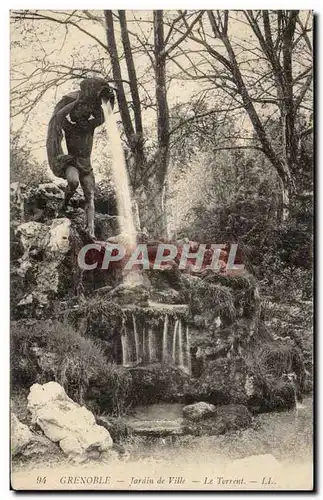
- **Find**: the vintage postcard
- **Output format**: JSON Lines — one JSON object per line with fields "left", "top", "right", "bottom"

{"left": 10, "top": 9, "right": 314, "bottom": 491}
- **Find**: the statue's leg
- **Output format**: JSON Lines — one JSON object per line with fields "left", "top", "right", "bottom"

{"left": 80, "top": 170, "right": 95, "bottom": 239}
{"left": 64, "top": 166, "right": 80, "bottom": 209}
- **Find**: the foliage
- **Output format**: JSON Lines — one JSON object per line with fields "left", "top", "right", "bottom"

{"left": 179, "top": 138, "right": 313, "bottom": 307}
{"left": 187, "top": 272, "right": 260, "bottom": 331}
{"left": 259, "top": 259, "right": 312, "bottom": 302}
{"left": 11, "top": 389, "right": 32, "bottom": 426}
{"left": 189, "top": 281, "right": 236, "bottom": 322}
{"left": 75, "top": 296, "right": 124, "bottom": 341}
{"left": 11, "top": 319, "right": 131, "bottom": 416}
{"left": 249, "top": 342, "right": 304, "bottom": 389}
{"left": 10, "top": 135, "right": 51, "bottom": 187}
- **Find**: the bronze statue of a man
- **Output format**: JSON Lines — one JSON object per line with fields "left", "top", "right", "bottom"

{"left": 47, "top": 78, "right": 115, "bottom": 239}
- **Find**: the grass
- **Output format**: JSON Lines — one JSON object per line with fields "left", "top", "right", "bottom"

{"left": 11, "top": 319, "right": 132, "bottom": 415}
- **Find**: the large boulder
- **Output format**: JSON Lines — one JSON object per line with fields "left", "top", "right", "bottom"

{"left": 129, "top": 365, "right": 191, "bottom": 405}
{"left": 11, "top": 413, "right": 55, "bottom": 459}
{"left": 11, "top": 179, "right": 117, "bottom": 221}
{"left": 182, "top": 402, "right": 216, "bottom": 421}
{"left": 183, "top": 404, "right": 252, "bottom": 436}
{"left": 27, "top": 382, "right": 113, "bottom": 462}
{"left": 11, "top": 413, "right": 34, "bottom": 457}
{"left": 189, "top": 357, "right": 251, "bottom": 406}
{"left": 24, "top": 183, "right": 67, "bottom": 222}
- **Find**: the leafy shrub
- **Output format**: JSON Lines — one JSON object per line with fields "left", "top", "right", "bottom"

{"left": 11, "top": 319, "right": 131, "bottom": 415}
{"left": 11, "top": 136, "right": 51, "bottom": 187}
{"left": 251, "top": 342, "right": 304, "bottom": 387}
{"left": 74, "top": 296, "right": 124, "bottom": 341}
{"left": 260, "top": 258, "right": 312, "bottom": 302}
{"left": 189, "top": 280, "right": 236, "bottom": 323}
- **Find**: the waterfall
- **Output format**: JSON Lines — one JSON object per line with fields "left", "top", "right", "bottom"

{"left": 162, "top": 314, "right": 169, "bottom": 362}
{"left": 121, "top": 317, "right": 131, "bottom": 366}
{"left": 121, "top": 329, "right": 126, "bottom": 365}
{"left": 120, "top": 312, "right": 192, "bottom": 373}
{"left": 178, "top": 319, "right": 184, "bottom": 368}
{"left": 101, "top": 100, "right": 136, "bottom": 249}
{"left": 142, "top": 327, "right": 146, "bottom": 363}
{"left": 132, "top": 313, "right": 140, "bottom": 362}
{"left": 289, "top": 374, "right": 306, "bottom": 412}
{"left": 185, "top": 324, "right": 191, "bottom": 375}
{"left": 172, "top": 319, "right": 179, "bottom": 363}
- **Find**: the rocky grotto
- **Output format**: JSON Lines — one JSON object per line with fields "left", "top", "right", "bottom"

{"left": 10, "top": 176, "right": 310, "bottom": 465}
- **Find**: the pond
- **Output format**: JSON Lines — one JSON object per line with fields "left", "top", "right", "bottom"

{"left": 127, "top": 397, "right": 313, "bottom": 466}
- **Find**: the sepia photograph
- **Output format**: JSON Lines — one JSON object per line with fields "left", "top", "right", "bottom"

{"left": 9, "top": 8, "right": 313, "bottom": 491}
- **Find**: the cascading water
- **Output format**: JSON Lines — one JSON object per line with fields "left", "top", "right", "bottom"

{"left": 162, "top": 314, "right": 169, "bottom": 362}
{"left": 147, "top": 328, "right": 152, "bottom": 363}
{"left": 121, "top": 317, "right": 131, "bottom": 366}
{"left": 178, "top": 320, "right": 184, "bottom": 368}
{"left": 185, "top": 325, "right": 191, "bottom": 375}
{"left": 172, "top": 319, "right": 179, "bottom": 363}
{"left": 101, "top": 100, "right": 136, "bottom": 248}
{"left": 102, "top": 99, "right": 142, "bottom": 286}
{"left": 132, "top": 313, "right": 140, "bottom": 362}
{"left": 142, "top": 327, "right": 146, "bottom": 362}
{"left": 148, "top": 328, "right": 156, "bottom": 363}
{"left": 120, "top": 313, "right": 191, "bottom": 374}
{"left": 102, "top": 101, "right": 192, "bottom": 374}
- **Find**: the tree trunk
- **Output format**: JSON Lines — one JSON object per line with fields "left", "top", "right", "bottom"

{"left": 104, "top": 11, "right": 135, "bottom": 147}
{"left": 135, "top": 171, "right": 168, "bottom": 239}
{"left": 277, "top": 176, "right": 290, "bottom": 222}
{"left": 104, "top": 10, "right": 170, "bottom": 239}
{"left": 152, "top": 10, "right": 170, "bottom": 239}
{"left": 205, "top": 10, "right": 303, "bottom": 222}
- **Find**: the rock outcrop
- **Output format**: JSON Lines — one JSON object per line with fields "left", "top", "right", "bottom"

{"left": 11, "top": 413, "right": 55, "bottom": 459}
{"left": 182, "top": 402, "right": 216, "bottom": 421}
{"left": 12, "top": 217, "right": 72, "bottom": 317}
{"left": 10, "top": 181, "right": 122, "bottom": 318}
{"left": 22, "top": 181, "right": 117, "bottom": 222}
{"left": 27, "top": 382, "right": 113, "bottom": 462}
{"left": 183, "top": 403, "right": 253, "bottom": 436}
{"left": 11, "top": 413, "right": 34, "bottom": 457}
{"left": 10, "top": 179, "right": 306, "bottom": 419}
{"left": 129, "top": 365, "right": 191, "bottom": 406}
